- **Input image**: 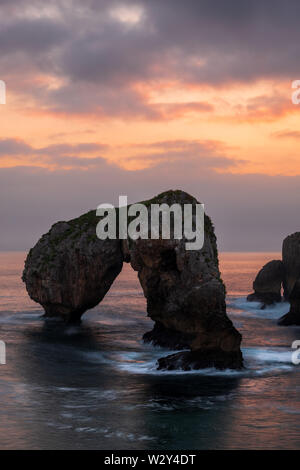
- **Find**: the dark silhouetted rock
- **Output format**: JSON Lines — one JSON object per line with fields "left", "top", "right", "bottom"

{"left": 247, "top": 260, "right": 285, "bottom": 307}
{"left": 278, "top": 279, "right": 300, "bottom": 325}
{"left": 143, "top": 321, "right": 192, "bottom": 349}
{"left": 282, "top": 232, "right": 300, "bottom": 300}
{"left": 22, "top": 214, "right": 123, "bottom": 322}
{"left": 157, "top": 347, "right": 244, "bottom": 371}
{"left": 124, "top": 191, "right": 243, "bottom": 369}
{"left": 278, "top": 232, "right": 300, "bottom": 325}
{"left": 23, "top": 190, "right": 243, "bottom": 370}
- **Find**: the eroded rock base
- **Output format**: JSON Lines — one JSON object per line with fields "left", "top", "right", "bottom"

{"left": 247, "top": 292, "right": 282, "bottom": 307}
{"left": 143, "top": 321, "right": 194, "bottom": 350}
{"left": 157, "top": 349, "right": 244, "bottom": 371}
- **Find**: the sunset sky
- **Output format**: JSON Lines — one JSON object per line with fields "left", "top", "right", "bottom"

{"left": 1, "top": 0, "right": 300, "bottom": 251}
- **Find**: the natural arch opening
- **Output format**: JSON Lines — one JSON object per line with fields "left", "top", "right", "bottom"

{"left": 91, "top": 262, "right": 150, "bottom": 329}
{"left": 22, "top": 190, "right": 244, "bottom": 370}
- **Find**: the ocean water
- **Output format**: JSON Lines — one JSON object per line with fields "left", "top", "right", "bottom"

{"left": 0, "top": 251, "right": 299, "bottom": 450}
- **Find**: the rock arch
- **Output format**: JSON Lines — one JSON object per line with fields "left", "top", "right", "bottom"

{"left": 22, "top": 190, "right": 243, "bottom": 370}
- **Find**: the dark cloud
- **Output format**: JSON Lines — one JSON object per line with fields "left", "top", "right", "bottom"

{"left": 0, "top": 1, "right": 299, "bottom": 252}
{"left": 1, "top": 0, "right": 300, "bottom": 116}
{"left": 45, "top": 83, "right": 161, "bottom": 118}
{"left": 0, "top": 139, "right": 107, "bottom": 155}
{"left": 0, "top": 18, "right": 67, "bottom": 55}
{"left": 57, "top": 0, "right": 300, "bottom": 87}
{"left": 272, "top": 129, "right": 300, "bottom": 139}
{"left": 0, "top": 137, "right": 244, "bottom": 170}
{"left": 43, "top": 155, "right": 108, "bottom": 169}
{"left": 39, "top": 142, "right": 108, "bottom": 155}
{"left": 235, "top": 93, "right": 295, "bottom": 121}
{"left": 43, "top": 83, "right": 214, "bottom": 119}
{"left": 121, "top": 139, "right": 246, "bottom": 170}
{"left": 0, "top": 139, "right": 32, "bottom": 156}
{"left": 0, "top": 138, "right": 108, "bottom": 167}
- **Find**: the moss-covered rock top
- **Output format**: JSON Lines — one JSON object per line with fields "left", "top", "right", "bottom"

{"left": 45, "top": 189, "right": 217, "bottom": 254}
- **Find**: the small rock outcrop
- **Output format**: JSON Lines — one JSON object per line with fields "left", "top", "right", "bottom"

{"left": 247, "top": 260, "right": 285, "bottom": 307}
{"left": 23, "top": 190, "right": 243, "bottom": 370}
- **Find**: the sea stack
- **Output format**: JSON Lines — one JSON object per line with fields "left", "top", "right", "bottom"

{"left": 22, "top": 218, "right": 124, "bottom": 323}
{"left": 247, "top": 260, "right": 285, "bottom": 307}
{"left": 247, "top": 231, "right": 300, "bottom": 325}
{"left": 282, "top": 232, "right": 300, "bottom": 300}
{"left": 23, "top": 190, "right": 243, "bottom": 370}
{"left": 278, "top": 279, "right": 300, "bottom": 326}
{"left": 278, "top": 232, "right": 300, "bottom": 325}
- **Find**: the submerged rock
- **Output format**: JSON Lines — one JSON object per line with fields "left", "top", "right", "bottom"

{"left": 247, "top": 260, "right": 285, "bottom": 307}
{"left": 157, "top": 348, "right": 244, "bottom": 371}
{"left": 23, "top": 189, "right": 243, "bottom": 370}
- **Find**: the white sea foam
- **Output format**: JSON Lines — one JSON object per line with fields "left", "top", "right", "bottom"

{"left": 228, "top": 296, "right": 290, "bottom": 320}
{"left": 244, "top": 347, "right": 293, "bottom": 364}
{"left": 122, "top": 393, "right": 236, "bottom": 412}
{"left": 0, "top": 311, "right": 43, "bottom": 323}
{"left": 102, "top": 347, "right": 296, "bottom": 377}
